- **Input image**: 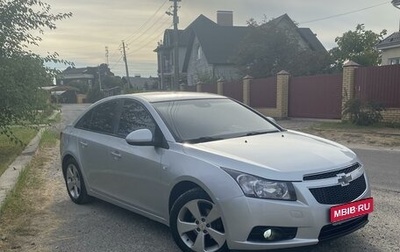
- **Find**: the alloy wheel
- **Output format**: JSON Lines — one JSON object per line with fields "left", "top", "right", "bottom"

{"left": 176, "top": 198, "right": 226, "bottom": 252}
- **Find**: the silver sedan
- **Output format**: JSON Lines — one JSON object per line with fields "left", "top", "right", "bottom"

{"left": 60, "top": 92, "right": 373, "bottom": 251}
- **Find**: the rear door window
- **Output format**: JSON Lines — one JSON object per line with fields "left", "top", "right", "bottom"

{"left": 117, "top": 99, "right": 156, "bottom": 138}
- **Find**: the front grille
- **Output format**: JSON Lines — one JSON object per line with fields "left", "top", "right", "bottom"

{"left": 319, "top": 215, "right": 369, "bottom": 241}
{"left": 310, "top": 174, "right": 366, "bottom": 205}
{"left": 304, "top": 163, "right": 360, "bottom": 181}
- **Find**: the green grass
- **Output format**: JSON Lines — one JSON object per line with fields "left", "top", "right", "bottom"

{"left": 312, "top": 121, "right": 400, "bottom": 131}
{"left": 39, "top": 129, "right": 59, "bottom": 147}
{"left": 0, "top": 128, "right": 38, "bottom": 177}
{"left": 0, "top": 108, "right": 61, "bottom": 177}
{"left": 0, "top": 128, "right": 58, "bottom": 240}
{"left": 0, "top": 159, "right": 37, "bottom": 216}
{"left": 36, "top": 108, "right": 61, "bottom": 124}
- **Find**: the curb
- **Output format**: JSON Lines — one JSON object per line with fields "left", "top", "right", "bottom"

{"left": 0, "top": 128, "right": 45, "bottom": 208}
{"left": 0, "top": 110, "right": 60, "bottom": 209}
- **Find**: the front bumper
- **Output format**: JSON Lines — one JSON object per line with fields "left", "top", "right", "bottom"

{"left": 218, "top": 174, "right": 371, "bottom": 250}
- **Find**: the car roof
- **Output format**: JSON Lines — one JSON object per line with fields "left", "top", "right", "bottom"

{"left": 116, "top": 92, "right": 226, "bottom": 103}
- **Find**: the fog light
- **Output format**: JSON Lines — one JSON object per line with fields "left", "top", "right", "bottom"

{"left": 248, "top": 226, "right": 298, "bottom": 242}
{"left": 263, "top": 229, "right": 272, "bottom": 239}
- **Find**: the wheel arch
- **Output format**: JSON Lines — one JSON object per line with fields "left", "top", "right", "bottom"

{"left": 167, "top": 167, "right": 244, "bottom": 215}
{"left": 61, "top": 153, "right": 79, "bottom": 178}
{"left": 168, "top": 182, "right": 229, "bottom": 252}
{"left": 169, "top": 181, "right": 205, "bottom": 213}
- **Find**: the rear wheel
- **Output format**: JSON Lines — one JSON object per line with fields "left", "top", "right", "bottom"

{"left": 170, "top": 188, "right": 228, "bottom": 252}
{"left": 63, "top": 158, "right": 91, "bottom": 204}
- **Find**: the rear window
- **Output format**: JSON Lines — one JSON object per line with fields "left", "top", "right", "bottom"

{"left": 75, "top": 100, "right": 119, "bottom": 134}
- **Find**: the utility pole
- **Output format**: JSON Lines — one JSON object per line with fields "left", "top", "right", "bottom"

{"left": 171, "top": 0, "right": 180, "bottom": 90}
{"left": 105, "top": 46, "right": 109, "bottom": 65}
{"left": 122, "top": 41, "right": 131, "bottom": 89}
{"left": 98, "top": 65, "right": 103, "bottom": 91}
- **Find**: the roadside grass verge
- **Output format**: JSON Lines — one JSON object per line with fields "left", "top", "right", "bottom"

{"left": 304, "top": 121, "right": 400, "bottom": 147}
{"left": 0, "top": 109, "right": 61, "bottom": 177}
{"left": 0, "top": 129, "right": 58, "bottom": 250}
{"left": 39, "top": 108, "right": 61, "bottom": 125}
{"left": 311, "top": 121, "right": 399, "bottom": 131}
{"left": 0, "top": 128, "right": 38, "bottom": 177}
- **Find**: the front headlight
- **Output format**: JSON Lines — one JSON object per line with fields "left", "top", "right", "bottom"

{"left": 223, "top": 169, "right": 297, "bottom": 201}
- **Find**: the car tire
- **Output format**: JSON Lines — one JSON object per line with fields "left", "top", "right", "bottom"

{"left": 170, "top": 188, "right": 228, "bottom": 252}
{"left": 63, "top": 158, "right": 91, "bottom": 204}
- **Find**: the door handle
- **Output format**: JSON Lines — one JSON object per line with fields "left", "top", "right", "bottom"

{"left": 111, "top": 151, "right": 122, "bottom": 159}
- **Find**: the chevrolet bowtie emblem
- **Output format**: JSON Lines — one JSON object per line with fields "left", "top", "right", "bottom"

{"left": 337, "top": 173, "right": 352, "bottom": 186}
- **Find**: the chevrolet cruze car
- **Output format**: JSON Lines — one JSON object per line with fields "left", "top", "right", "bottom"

{"left": 60, "top": 92, "right": 373, "bottom": 251}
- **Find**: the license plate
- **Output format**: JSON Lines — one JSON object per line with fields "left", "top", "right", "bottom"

{"left": 330, "top": 198, "right": 374, "bottom": 223}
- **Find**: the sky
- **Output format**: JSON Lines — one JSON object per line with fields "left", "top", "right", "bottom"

{"left": 33, "top": 0, "right": 400, "bottom": 78}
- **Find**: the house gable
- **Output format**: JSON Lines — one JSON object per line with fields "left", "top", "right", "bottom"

{"left": 264, "top": 13, "right": 326, "bottom": 52}
{"left": 155, "top": 12, "right": 326, "bottom": 87}
{"left": 182, "top": 17, "right": 248, "bottom": 85}
{"left": 377, "top": 32, "right": 400, "bottom": 50}
{"left": 298, "top": 28, "right": 326, "bottom": 52}
{"left": 376, "top": 32, "right": 400, "bottom": 65}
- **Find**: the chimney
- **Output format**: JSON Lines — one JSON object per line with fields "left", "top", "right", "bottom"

{"left": 217, "top": 11, "right": 233, "bottom": 26}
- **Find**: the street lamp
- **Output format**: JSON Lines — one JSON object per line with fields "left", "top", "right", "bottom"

{"left": 392, "top": 0, "right": 400, "bottom": 9}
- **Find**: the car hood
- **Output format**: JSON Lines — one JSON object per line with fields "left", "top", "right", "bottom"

{"left": 183, "top": 130, "right": 358, "bottom": 181}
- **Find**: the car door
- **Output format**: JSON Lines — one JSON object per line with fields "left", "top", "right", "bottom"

{"left": 108, "top": 99, "right": 166, "bottom": 217}
{"left": 75, "top": 99, "right": 120, "bottom": 195}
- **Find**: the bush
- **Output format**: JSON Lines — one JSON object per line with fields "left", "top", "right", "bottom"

{"left": 343, "top": 98, "right": 385, "bottom": 126}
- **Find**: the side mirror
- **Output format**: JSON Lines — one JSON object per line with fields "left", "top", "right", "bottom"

{"left": 125, "top": 129, "right": 154, "bottom": 146}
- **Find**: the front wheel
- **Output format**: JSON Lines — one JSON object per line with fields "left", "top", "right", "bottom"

{"left": 170, "top": 188, "right": 228, "bottom": 252}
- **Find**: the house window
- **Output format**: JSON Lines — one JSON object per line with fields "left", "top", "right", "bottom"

{"left": 389, "top": 58, "right": 400, "bottom": 65}
{"left": 196, "top": 45, "right": 202, "bottom": 60}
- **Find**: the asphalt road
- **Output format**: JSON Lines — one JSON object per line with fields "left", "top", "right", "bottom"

{"left": 42, "top": 104, "right": 400, "bottom": 252}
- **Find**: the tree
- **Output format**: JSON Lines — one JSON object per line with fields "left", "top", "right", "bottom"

{"left": 0, "top": 0, "right": 71, "bottom": 140}
{"left": 233, "top": 19, "right": 331, "bottom": 78}
{"left": 329, "top": 24, "right": 387, "bottom": 71}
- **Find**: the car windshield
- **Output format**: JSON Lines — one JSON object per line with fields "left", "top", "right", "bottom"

{"left": 152, "top": 98, "right": 280, "bottom": 143}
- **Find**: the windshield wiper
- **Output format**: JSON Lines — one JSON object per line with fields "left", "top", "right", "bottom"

{"left": 184, "top": 136, "right": 223, "bottom": 144}
{"left": 244, "top": 130, "right": 279, "bottom": 136}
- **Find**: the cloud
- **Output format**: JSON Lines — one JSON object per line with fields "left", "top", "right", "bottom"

{"left": 32, "top": 0, "right": 399, "bottom": 77}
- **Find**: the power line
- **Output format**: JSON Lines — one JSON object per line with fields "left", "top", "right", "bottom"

{"left": 108, "top": 44, "right": 122, "bottom": 65}
{"left": 127, "top": 18, "right": 171, "bottom": 55}
{"left": 126, "top": 13, "right": 170, "bottom": 46}
{"left": 123, "top": 0, "right": 169, "bottom": 43}
{"left": 101, "top": 0, "right": 176, "bottom": 75}
{"left": 109, "top": 55, "right": 123, "bottom": 69}
{"left": 128, "top": 25, "right": 172, "bottom": 56}
{"left": 108, "top": 0, "right": 169, "bottom": 67}
{"left": 299, "top": 1, "right": 390, "bottom": 25}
